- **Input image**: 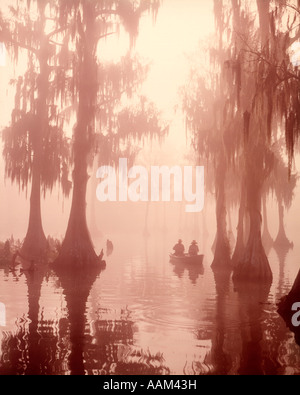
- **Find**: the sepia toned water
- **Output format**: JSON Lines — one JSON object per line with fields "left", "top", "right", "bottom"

{"left": 0, "top": 230, "right": 300, "bottom": 375}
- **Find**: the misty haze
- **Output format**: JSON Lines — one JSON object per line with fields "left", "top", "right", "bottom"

{"left": 0, "top": 0, "right": 300, "bottom": 376}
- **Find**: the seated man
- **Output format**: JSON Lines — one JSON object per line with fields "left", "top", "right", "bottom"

{"left": 106, "top": 240, "right": 114, "bottom": 256}
{"left": 173, "top": 239, "right": 185, "bottom": 256}
{"left": 188, "top": 240, "right": 199, "bottom": 256}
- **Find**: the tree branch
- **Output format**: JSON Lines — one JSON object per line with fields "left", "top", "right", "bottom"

{"left": 47, "top": 25, "right": 70, "bottom": 39}
{"left": 6, "top": 39, "right": 38, "bottom": 55}
{"left": 49, "top": 40, "right": 64, "bottom": 47}
{"left": 98, "top": 31, "right": 116, "bottom": 40}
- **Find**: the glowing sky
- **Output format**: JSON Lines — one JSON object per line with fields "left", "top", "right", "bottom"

{"left": 100, "top": 0, "right": 215, "bottom": 114}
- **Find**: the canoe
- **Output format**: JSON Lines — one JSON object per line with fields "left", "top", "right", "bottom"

{"left": 169, "top": 254, "right": 204, "bottom": 265}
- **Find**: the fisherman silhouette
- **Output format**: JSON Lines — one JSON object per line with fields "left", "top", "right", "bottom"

{"left": 188, "top": 241, "right": 199, "bottom": 256}
{"left": 106, "top": 240, "right": 114, "bottom": 256}
{"left": 173, "top": 239, "right": 185, "bottom": 256}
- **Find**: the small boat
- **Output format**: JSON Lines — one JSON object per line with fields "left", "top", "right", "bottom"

{"left": 169, "top": 254, "right": 204, "bottom": 265}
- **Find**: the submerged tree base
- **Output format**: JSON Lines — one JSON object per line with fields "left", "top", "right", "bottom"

{"left": 274, "top": 231, "right": 293, "bottom": 250}
{"left": 53, "top": 204, "right": 104, "bottom": 267}
{"left": 53, "top": 251, "right": 105, "bottom": 268}
{"left": 233, "top": 260, "right": 273, "bottom": 282}
{"left": 211, "top": 257, "right": 232, "bottom": 271}
{"left": 53, "top": 237, "right": 105, "bottom": 267}
{"left": 231, "top": 238, "right": 245, "bottom": 268}
{"left": 211, "top": 262, "right": 232, "bottom": 278}
{"left": 233, "top": 204, "right": 273, "bottom": 282}
{"left": 20, "top": 233, "right": 48, "bottom": 262}
{"left": 233, "top": 243, "right": 273, "bottom": 282}
{"left": 211, "top": 236, "right": 232, "bottom": 271}
{"left": 262, "top": 229, "right": 274, "bottom": 254}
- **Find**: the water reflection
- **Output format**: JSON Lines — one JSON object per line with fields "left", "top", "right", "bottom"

{"left": 1, "top": 239, "right": 300, "bottom": 375}
{"left": 54, "top": 265, "right": 103, "bottom": 375}
{"left": 274, "top": 243, "right": 293, "bottom": 299}
{"left": 0, "top": 264, "right": 48, "bottom": 375}
{"left": 211, "top": 269, "right": 232, "bottom": 375}
{"left": 171, "top": 262, "right": 204, "bottom": 285}
{"left": 234, "top": 280, "right": 271, "bottom": 375}
{"left": 0, "top": 262, "right": 171, "bottom": 375}
{"left": 90, "top": 312, "right": 170, "bottom": 375}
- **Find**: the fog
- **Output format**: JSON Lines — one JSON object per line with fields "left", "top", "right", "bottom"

{"left": 1, "top": 0, "right": 300, "bottom": 376}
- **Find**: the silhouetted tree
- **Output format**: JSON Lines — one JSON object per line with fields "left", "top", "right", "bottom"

{"left": 181, "top": 69, "right": 233, "bottom": 270}
{"left": 0, "top": 0, "right": 72, "bottom": 260}
{"left": 53, "top": 0, "right": 163, "bottom": 266}
{"left": 214, "top": 0, "right": 300, "bottom": 281}
{"left": 261, "top": 142, "right": 297, "bottom": 253}
{"left": 273, "top": 158, "right": 297, "bottom": 249}
{"left": 262, "top": 194, "right": 274, "bottom": 253}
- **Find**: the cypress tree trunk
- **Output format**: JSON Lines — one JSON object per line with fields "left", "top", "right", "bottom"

{"left": 274, "top": 201, "right": 293, "bottom": 248}
{"left": 211, "top": 157, "right": 231, "bottom": 270}
{"left": 262, "top": 194, "right": 273, "bottom": 251}
{"left": 233, "top": 0, "right": 271, "bottom": 281}
{"left": 55, "top": 108, "right": 98, "bottom": 265}
{"left": 233, "top": 167, "right": 272, "bottom": 282}
{"left": 232, "top": 184, "right": 246, "bottom": 267}
{"left": 21, "top": 48, "right": 49, "bottom": 260}
{"left": 56, "top": 151, "right": 97, "bottom": 265}
{"left": 89, "top": 164, "right": 102, "bottom": 238}
{"left": 21, "top": 167, "right": 48, "bottom": 259}
{"left": 55, "top": 10, "right": 99, "bottom": 267}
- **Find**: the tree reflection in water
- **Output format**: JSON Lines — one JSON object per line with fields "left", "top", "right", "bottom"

{"left": 0, "top": 265, "right": 170, "bottom": 375}
{"left": 211, "top": 268, "right": 232, "bottom": 375}
{"left": 234, "top": 280, "right": 272, "bottom": 375}
{"left": 2, "top": 242, "right": 300, "bottom": 375}
{"left": 186, "top": 248, "right": 300, "bottom": 376}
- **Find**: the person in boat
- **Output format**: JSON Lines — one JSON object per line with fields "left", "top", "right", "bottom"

{"left": 188, "top": 240, "right": 199, "bottom": 256}
{"left": 106, "top": 240, "right": 114, "bottom": 256}
{"left": 173, "top": 239, "right": 185, "bottom": 256}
